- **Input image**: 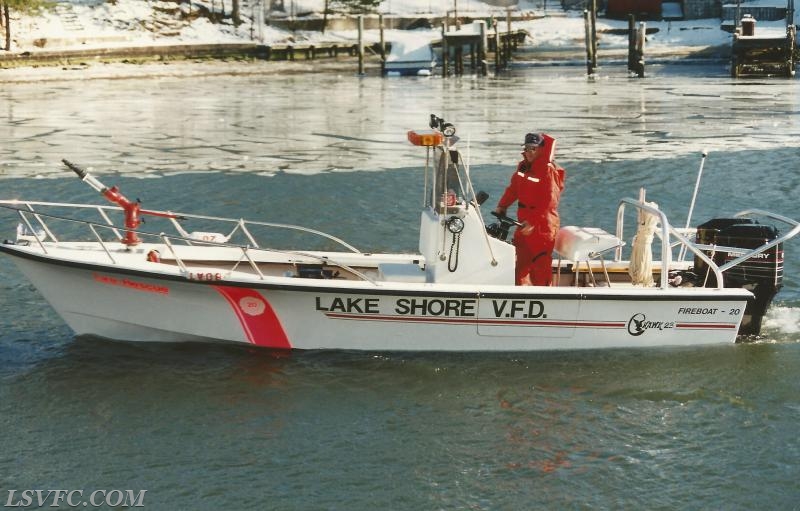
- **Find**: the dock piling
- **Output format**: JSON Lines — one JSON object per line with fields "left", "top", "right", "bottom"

{"left": 379, "top": 14, "right": 385, "bottom": 75}
{"left": 583, "top": 10, "right": 595, "bottom": 76}
{"left": 442, "top": 22, "right": 449, "bottom": 78}
{"left": 635, "top": 22, "right": 646, "bottom": 77}
{"left": 494, "top": 20, "right": 501, "bottom": 74}
{"left": 628, "top": 16, "right": 645, "bottom": 77}
{"left": 505, "top": 9, "right": 512, "bottom": 66}
{"left": 478, "top": 20, "right": 488, "bottom": 76}
{"left": 590, "top": 0, "right": 598, "bottom": 70}
{"left": 357, "top": 15, "right": 364, "bottom": 75}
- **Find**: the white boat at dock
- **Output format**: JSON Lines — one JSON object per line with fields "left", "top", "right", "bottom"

{"left": 1, "top": 116, "right": 797, "bottom": 351}
{"left": 384, "top": 38, "right": 436, "bottom": 76}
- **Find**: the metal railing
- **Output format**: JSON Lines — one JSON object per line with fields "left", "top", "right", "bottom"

{"left": 721, "top": 209, "right": 800, "bottom": 274}
{"left": 615, "top": 199, "right": 800, "bottom": 290}
{"left": 616, "top": 197, "right": 724, "bottom": 290}
{"left": 0, "top": 200, "right": 377, "bottom": 284}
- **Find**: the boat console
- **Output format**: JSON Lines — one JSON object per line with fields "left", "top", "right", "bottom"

{"left": 408, "top": 117, "right": 516, "bottom": 286}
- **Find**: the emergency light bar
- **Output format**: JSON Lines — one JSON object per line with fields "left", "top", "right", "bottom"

{"left": 407, "top": 130, "right": 443, "bottom": 147}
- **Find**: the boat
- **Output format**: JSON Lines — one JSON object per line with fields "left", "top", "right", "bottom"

{"left": 1, "top": 115, "right": 798, "bottom": 351}
{"left": 384, "top": 38, "right": 436, "bottom": 76}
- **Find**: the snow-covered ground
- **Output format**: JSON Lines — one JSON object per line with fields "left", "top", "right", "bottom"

{"left": 3, "top": 0, "right": 795, "bottom": 84}
{"left": 6, "top": 0, "right": 763, "bottom": 55}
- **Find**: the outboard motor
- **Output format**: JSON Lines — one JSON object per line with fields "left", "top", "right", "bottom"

{"left": 694, "top": 218, "right": 783, "bottom": 336}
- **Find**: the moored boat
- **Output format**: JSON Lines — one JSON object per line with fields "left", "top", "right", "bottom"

{"left": 1, "top": 116, "right": 797, "bottom": 351}
{"left": 384, "top": 38, "right": 436, "bottom": 77}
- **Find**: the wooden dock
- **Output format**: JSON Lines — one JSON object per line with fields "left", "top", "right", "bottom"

{"left": 731, "top": 25, "right": 797, "bottom": 78}
{"left": 433, "top": 27, "right": 529, "bottom": 76}
{"left": 0, "top": 33, "right": 529, "bottom": 74}
{"left": 0, "top": 41, "right": 388, "bottom": 67}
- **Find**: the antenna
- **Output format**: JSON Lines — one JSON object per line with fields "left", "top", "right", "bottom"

{"left": 679, "top": 150, "right": 708, "bottom": 261}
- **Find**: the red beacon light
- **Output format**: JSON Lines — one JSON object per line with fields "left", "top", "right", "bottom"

{"left": 407, "top": 130, "right": 443, "bottom": 147}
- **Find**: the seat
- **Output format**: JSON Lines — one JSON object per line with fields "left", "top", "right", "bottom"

{"left": 554, "top": 226, "right": 625, "bottom": 286}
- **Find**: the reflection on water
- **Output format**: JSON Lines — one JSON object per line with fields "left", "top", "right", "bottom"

{"left": 2, "top": 337, "right": 800, "bottom": 509}
{"left": 1, "top": 65, "right": 800, "bottom": 177}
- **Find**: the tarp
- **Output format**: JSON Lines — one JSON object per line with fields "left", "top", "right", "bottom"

{"left": 386, "top": 40, "right": 434, "bottom": 64}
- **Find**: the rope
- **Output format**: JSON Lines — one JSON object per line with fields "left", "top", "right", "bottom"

{"left": 629, "top": 200, "right": 660, "bottom": 286}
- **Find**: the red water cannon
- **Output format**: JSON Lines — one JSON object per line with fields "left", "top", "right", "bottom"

{"left": 63, "top": 159, "right": 142, "bottom": 246}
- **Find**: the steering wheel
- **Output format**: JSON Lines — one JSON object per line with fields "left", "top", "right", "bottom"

{"left": 490, "top": 210, "right": 522, "bottom": 227}
{"left": 486, "top": 211, "right": 522, "bottom": 241}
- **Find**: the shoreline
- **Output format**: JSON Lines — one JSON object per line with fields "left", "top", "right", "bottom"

{"left": 0, "top": 41, "right": 387, "bottom": 82}
{"left": 0, "top": 41, "right": 732, "bottom": 83}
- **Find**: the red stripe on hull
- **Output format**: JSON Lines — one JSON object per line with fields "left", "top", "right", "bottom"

{"left": 676, "top": 322, "right": 738, "bottom": 330}
{"left": 214, "top": 286, "right": 291, "bottom": 348}
{"left": 325, "top": 314, "right": 739, "bottom": 332}
{"left": 324, "top": 312, "right": 625, "bottom": 329}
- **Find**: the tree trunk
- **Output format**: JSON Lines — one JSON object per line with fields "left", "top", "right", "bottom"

{"left": 3, "top": 3, "right": 10, "bottom": 51}
{"left": 322, "top": 0, "right": 328, "bottom": 34}
{"left": 232, "top": 0, "right": 240, "bottom": 26}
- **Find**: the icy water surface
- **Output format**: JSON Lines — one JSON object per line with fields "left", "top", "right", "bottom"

{"left": 0, "top": 64, "right": 799, "bottom": 509}
{"left": 1, "top": 63, "right": 800, "bottom": 175}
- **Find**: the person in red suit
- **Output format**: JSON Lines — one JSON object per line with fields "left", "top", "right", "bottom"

{"left": 494, "top": 132, "right": 566, "bottom": 286}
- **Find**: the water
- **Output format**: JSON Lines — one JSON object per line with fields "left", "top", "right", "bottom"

{"left": 1, "top": 64, "right": 799, "bottom": 509}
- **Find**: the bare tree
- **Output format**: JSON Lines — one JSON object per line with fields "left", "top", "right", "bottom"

{"left": 2, "top": 0, "right": 48, "bottom": 51}
{"left": 232, "top": 0, "right": 241, "bottom": 26}
{"left": 329, "top": 0, "right": 380, "bottom": 15}
{"left": 3, "top": 1, "right": 11, "bottom": 51}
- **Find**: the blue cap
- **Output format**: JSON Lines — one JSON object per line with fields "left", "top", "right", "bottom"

{"left": 523, "top": 132, "right": 543, "bottom": 147}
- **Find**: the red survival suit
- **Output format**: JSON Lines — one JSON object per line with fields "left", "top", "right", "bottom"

{"left": 496, "top": 134, "right": 566, "bottom": 286}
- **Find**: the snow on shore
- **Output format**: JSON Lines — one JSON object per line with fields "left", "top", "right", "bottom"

{"left": 5, "top": 0, "right": 740, "bottom": 55}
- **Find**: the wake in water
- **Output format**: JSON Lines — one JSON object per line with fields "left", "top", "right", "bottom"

{"left": 758, "top": 304, "right": 800, "bottom": 342}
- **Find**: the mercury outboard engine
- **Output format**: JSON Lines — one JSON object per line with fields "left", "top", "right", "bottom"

{"left": 694, "top": 218, "right": 783, "bottom": 336}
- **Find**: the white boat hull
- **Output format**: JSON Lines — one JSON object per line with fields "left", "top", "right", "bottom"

{"left": 8, "top": 251, "right": 749, "bottom": 351}
{"left": 3, "top": 136, "right": 796, "bottom": 352}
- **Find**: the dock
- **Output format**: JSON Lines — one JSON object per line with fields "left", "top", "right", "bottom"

{"left": 0, "top": 41, "right": 388, "bottom": 67}
{"left": 730, "top": 14, "right": 797, "bottom": 77}
{"left": 433, "top": 23, "right": 529, "bottom": 76}
{"left": 0, "top": 33, "right": 530, "bottom": 76}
